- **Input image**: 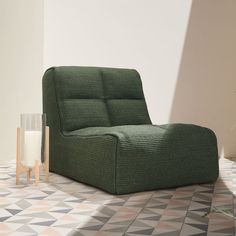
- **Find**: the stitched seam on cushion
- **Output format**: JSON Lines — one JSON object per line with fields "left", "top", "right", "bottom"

{"left": 107, "top": 98, "right": 144, "bottom": 100}
{"left": 52, "top": 67, "right": 64, "bottom": 135}
{"left": 63, "top": 98, "right": 145, "bottom": 100}
{"left": 63, "top": 98, "right": 108, "bottom": 101}
{"left": 61, "top": 132, "right": 118, "bottom": 139}
{"left": 113, "top": 135, "right": 119, "bottom": 194}
{"left": 103, "top": 133, "right": 119, "bottom": 194}
{"left": 100, "top": 69, "right": 112, "bottom": 126}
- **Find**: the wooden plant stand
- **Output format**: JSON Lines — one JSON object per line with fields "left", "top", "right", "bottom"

{"left": 16, "top": 127, "right": 49, "bottom": 185}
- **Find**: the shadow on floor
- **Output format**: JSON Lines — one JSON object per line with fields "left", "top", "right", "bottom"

{"left": 46, "top": 158, "right": 235, "bottom": 235}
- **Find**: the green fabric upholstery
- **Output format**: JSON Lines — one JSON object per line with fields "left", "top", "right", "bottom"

{"left": 107, "top": 100, "right": 150, "bottom": 126}
{"left": 52, "top": 67, "right": 111, "bottom": 131}
{"left": 43, "top": 66, "right": 219, "bottom": 194}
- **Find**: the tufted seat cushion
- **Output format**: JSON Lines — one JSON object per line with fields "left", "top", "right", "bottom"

{"left": 43, "top": 66, "right": 219, "bottom": 194}
{"left": 66, "top": 124, "right": 218, "bottom": 194}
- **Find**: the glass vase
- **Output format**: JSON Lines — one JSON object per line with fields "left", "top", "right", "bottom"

{"left": 20, "top": 113, "right": 46, "bottom": 168}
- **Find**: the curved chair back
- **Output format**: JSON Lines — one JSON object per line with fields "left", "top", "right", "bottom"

{"left": 43, "top": 66, "right": 151, "bottom": 132}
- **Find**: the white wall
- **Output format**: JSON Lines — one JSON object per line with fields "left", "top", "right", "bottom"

{"left": 44, "top": 0, "right": 192, "bottom": 124}
{"left": 0, "top": 0, "right": 44, "bottom": 163}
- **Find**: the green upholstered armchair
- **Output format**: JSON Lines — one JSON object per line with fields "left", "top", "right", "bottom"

{"left": 43, "top": 66, "right": 219, "bottom": 194}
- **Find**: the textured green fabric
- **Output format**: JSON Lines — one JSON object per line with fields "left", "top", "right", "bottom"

{"left": 61, "top": 99, "right": 109, "bottom": 131}
{"left": 68, "top": 124, "right": 219, "bottom": 194}
{"left": 50, "top": 66, "right": 151, "bottom": 131}
{"left": 52, "top": 67, "right": 111, "bottom": 131}
{"left": 43, "top": 66, "right": 219, "bottom": 194}
{"left": 107, "top": 100, "right": 151, "bottom": 125}
{"left": 101, "top": 68, "right": 145, "bottom": 99}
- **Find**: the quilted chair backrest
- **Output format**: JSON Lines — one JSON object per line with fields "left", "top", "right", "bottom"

{"left": 43, "top": 66, "right": 151, "bottom": 132}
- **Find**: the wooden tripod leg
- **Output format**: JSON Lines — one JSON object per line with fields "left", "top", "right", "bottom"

{"left": 16, "top": 128, "right": 21, "bottom": 185}
{"left": 27, "top": 169, "right": 32, "bottom": 184}
{"left": 34, "top": 160, "right": 40, "bottom": 186}
{"left": 45, "top": 126, "right": 49, "bottom": 182}
{"left": 16, "top": 128, "right": 28, "bottom": 185}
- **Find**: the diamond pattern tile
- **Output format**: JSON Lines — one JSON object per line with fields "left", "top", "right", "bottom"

{"left": 0, "top": 158, "right": 235, "bottom": 235}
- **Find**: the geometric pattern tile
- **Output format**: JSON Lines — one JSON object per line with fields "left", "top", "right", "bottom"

{"left": 0, "top": 158, "right": 235, "bottom": 235}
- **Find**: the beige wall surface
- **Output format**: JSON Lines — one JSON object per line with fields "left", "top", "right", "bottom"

{"left": 170, "top": 0, "right": 236, "bottom": 158}
{"left": 0, "top": 0, "right": 44, "bottom": 163}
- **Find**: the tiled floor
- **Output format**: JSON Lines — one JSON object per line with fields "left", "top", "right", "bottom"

{"left": 0, "top": 158, "right": 235, "bottom": 236}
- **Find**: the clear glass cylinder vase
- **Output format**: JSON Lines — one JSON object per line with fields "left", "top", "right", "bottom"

{"left": 20, "top": 114, "right": 46, "bottom": 168}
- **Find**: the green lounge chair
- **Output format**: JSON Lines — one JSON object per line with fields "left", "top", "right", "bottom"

{"left": 43, "top": 66, "right": 219, "bottom": 194}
